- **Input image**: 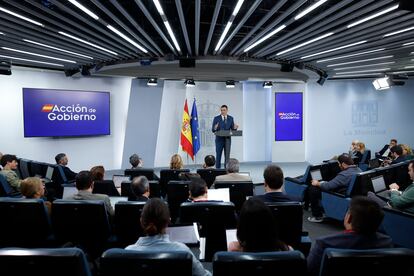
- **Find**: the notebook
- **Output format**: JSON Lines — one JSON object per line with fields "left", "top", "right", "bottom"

{"left": 112, "top": 175, "right": 131, "bottom": 188}
{"left": 166, "top": 223, "right": 200, "bottom": 245}
{"left": 226, "top": 229, "right": 238, "bottom": 250}
{"left": 207, "top": 188, "right": 230, "bottom": 202}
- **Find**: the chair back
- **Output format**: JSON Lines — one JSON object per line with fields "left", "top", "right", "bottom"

{"left": 213, "top": 251, "right": 306, "bottom": 276}
{"left": 159, "top": 169, "right": 190, "bottom": 196}
{"left": 0, "top": 248, "right": 92, "bottom": 276}
{"left": 124, "top": 169, "right": 156, "bottom": 181}
{"left": 214, "top": 181, "right": 254, "bottom": 211}
{"left": 93, "top": 180, "right": 120, "bottom": 196}
{"left": 100, "top": 249, "right": 192, "bottom": 276}
{"left": 319, "top": 248, "right": 414, "bottom": 276}
{"left": 166, "top": 180, "right": 190, "bottom": 222}
{"left": 197, "top": 169, "right": 227, "bottom": 188}
{"left": 114, "top": 201, "right": 146, "bottom": 247}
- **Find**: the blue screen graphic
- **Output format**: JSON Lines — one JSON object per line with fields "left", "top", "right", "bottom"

{"left": 23, "top": 88, "right": 110, "bottom": 137}
{"left": 275, "top": 92, "right": 303, "bottom": 141}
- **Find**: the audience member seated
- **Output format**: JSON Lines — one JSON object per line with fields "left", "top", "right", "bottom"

{"left": 307, "top": 196, "right": 393, "bottom": 276}
{"left": 213, "top": 158, "right": 252, "bottom": 186}
{"left": 131, "top": 176, "right": 150, "bottom": 202}
{"left": 130, "top": 153, "right": 144, "bottom": 169}
{"left": 354, "top": 142, "right": 365, "bottom": 164}
{"left": 55, "top": 153, "right": 77, "bottom": 181}
{"left": 253, "top": 164, "right": 298, "bottom": 202}
{"left": 368, "top": 160, "right": 414, "bottom": 213}
{"left": 390, "top": 145, "right": 407, "bottom": 165}
{"left": 189, "top": 177, "right": 209, "bottom": 202}
{"left": 348, "top": 140, "right": 359, "bottom": 158}
{"left": 202, "top": 155, "right": 216, "bottom": 169}
{"left": 401, "top": 144, "right": 414, "bottom": 160}
{"left": 308, "top": 154, "right": 361, "bottom": 223}
{"left": 20, "top": 177, "right": 51, "bottom": 213}
{"left": 125, "top": 198, "right": 211, "bottom": 276}
{"left": 376, "top": 139, "right": 397, "bottom": 159}
{"left": 228, "top": 198, "right": 290, "bottom": 252}
{"left": 170, "top": 154, "right": 184, "bottom": 170}
{"left": 67, "top": 170, "right": 114, "bottom": 216}
{"left": 0, "top": 154, "right": 22, "bottom": 193}
{"left": 90, "top": 165, "right": 105, "bottom": 181}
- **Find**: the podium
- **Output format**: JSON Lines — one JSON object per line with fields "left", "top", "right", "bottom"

{"left": 214, "top": 130, "right": 243, "bottom": 137}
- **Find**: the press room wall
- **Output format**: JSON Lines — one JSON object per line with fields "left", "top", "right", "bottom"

{"left": 0, "top": 68, "right": 132, "bottom": 171}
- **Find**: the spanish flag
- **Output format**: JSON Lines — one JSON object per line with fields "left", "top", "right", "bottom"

{"left": 41, "top": 104, "right": 54, "bottom": 112}
{"left": 180, "top": 99, "right": 194, "bottom": 159}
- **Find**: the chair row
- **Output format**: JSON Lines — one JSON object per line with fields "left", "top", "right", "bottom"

{"left": 1, "top": 247, "right": 413, "bottom": 276}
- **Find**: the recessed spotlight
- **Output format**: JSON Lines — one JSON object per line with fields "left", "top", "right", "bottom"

{"left": 263, "top": 81, "right": 273, "bottom": 88}
{"left": 184, "top": 79, "right": 195, "bottom": 87}
{"left": 147, "top": 78, "right": 158, "bottom": 86}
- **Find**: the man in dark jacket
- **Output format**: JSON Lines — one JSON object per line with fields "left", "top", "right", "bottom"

{"left": 307, "top": 196, "right": 393, "bottom": 275}
{"left": 308, "top": 154, "right": 361, "bottom": 222}
{"left": 55, "top": 153, "right": 77, "bottom": 181}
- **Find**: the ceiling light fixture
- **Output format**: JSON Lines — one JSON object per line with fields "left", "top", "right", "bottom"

{"left": 0, "top": 54, "right": 64, "bottom": 67}
{"left": 58, "top": 31, "right": 118, "bottom": 55}
{"left": 347, "top": 4, "right": 399, "bottom": 28}
{"left": 184, "top": 79, "right": 195, "bottom": 87}
{"left": 147, "top": 78, "right": 158, "bottom": 86}
{"left": 23, "top": 39, "right": 93, "bottom": 59}
{"left": 403, "top": 42, "right": 414, "bottom": 46}
{"left": 404, "top": 65, "right": 414, "bottom": 69}
{"left": 331, "top": 73, "right": 383, "bottom": 78}
{"left": 326, "top": 56, "right": 394, "bottom": 67}
{"left": 276, "top": 32, "right": 334, "bottom": 56}
{"left": 333, "top": 62, "right": 395, "bottom": 71}
{"left": 225, "top": 80, "right": 235, "bottom": 88}
{"left": 373, "top": 77, "right": 391, "bottom": 90}
{"left": 0, "top": 32, "right": 4, "bottom": 35}
{"left": 262, "top": 81, "right": 273, "bottom": 88}
{"left": 152, "top": 0, "right": 181, "bottom": 52}
{"left": 0, "top": 7, "right": 44, "bottom": 27}
{"left": 336, "top": 68, "right": 390, "bottom": 75}
{"left": 1, "top": 47, "right": 76, "bottom": 63}
{"left": 68, "top": 0, "right": 99, "bottom": 20}
{"left": 316, "top": 48, "right": 386, "bottom": 63}
{"left": 294, "top": 0, "right": 329, "bottom": 20}
{"left": 107, "top": 25, "right": 147, "bottom": 53}
{"left": 301, "top": 40, "right": 367, "bottom": 59}
{"left": 383, "top": 26, "right": 414, "bottom": 37}
{"left": 215, "top": 0, "right": 244, "bottom": 52}
{"left": 243, "top": 25, "right": 286, "bottom": 52}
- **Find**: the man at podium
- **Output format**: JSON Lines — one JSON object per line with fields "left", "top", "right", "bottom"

{"left": 212, "top": 105, "right": 239, "bottom": 168}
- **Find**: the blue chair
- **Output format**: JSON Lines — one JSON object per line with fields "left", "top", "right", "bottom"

{"left": 0, "top": 174, "right": 21, "bottom": 197}
{"left": 213, "top": 251, "right": 306, "bottom": 276}
{"left": 319, "top": 247, "right": 414, "bottom": 276}
{"left": 100, "top": 249, "right": 192, "bottom": 276}
{"left": 114, "top": 201, "right": 146, "bottom": 247}
{"left": 382, "top": 207, "right": 414, "bottom": 249}
{"left": 321, "top": 170, "right": 374, "bottom": 221}
{"left": 284, "top": 165, "right": 313, "bottom": 201}
{"left": 0, "top": 247, "right": 92, "bottom": 276}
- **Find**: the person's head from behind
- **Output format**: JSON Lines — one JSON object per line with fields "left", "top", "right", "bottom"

{"left": 408, "top": 161, "right": 414, "bottom": 181}
{"left": 203, "top": 155, "right": 216, "bottom": 168}
{"left": 90, "top": 165, "right": 105, "bottom": 181}
{"left": 220, "top": 105, "right": 228, "bottom": 116}
{"left": 390, "top": 145, "right": 403, "bottom": 158}
{"left": 226, "top": 158, "right": 239, "bottom": 173}
{"left": 132, "top": 176, "right": 150, "bottom": 198}
{"left": 189, "top": 177, "right": 208, "bottom": 200}
{"left": 237, "top": 198, "right": 286, "bottom": 252}
{"left": 55, "top": 153, "right": 68, "bottom": 166}
{"left": 21, "top": 177, "right": 44, "bottom": 199}
{"left": 400, "top": 144, "right": 412, "bottom": 156}
{"left": 356, "top": 142, "right": 365, "bottom": 153}
{"left": 75, "top": 170, "right": 93, "bottom": 191}
{"left": 170, "top": 154, "right": 183, "bottom": 169}
{"left": 129, "top": 154, "right": 142, "bottom": 168}
{"left": 263, "top": 165, "right": 284, "bottom": 191}
{"left": 0, "top": 154, "right": 18, "bottom": 170}
{"left": 140, "top": 198, "right": 170, "bottom": 236}
{"left": 337, "top": 154, "right": 354, "bottom": 170}
{"left": 344, "top": 196, "right": 384, "bottom": 235}
{"left": 390, "top": 139, "right": 398, "bottom": 147}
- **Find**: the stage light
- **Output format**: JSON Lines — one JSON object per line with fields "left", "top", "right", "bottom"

{"left": 225, "top": 80, "right": 235, "bottom": 88}
{"left": 147, "top": 78, "right": 158, "bottom": 86}
{"left": 263, "top": 81, "right": 273, "bottom": 88}
{"left": 184, "top": 79, "right": 195, "bottom": 87}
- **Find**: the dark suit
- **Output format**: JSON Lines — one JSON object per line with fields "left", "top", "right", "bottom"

{"left": 212, "top": 114, "right": 236, "bottom": 168}
{"left": 59, "top": 165, "right": 77, "bottom": 182}
{"left": 253, "top": 192, "right": 300, "bottom": 203}
{"left": 391, "top": 155, "right": 407, "bottom": 165}
{"left": 307, "top": 231, "right": 393, "bottom": 275}
{"left": 376, "top": 144, "right": 390, "bottom": 158}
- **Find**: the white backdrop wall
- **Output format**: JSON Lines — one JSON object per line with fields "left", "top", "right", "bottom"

{"left": 0, "top": 69, "right": 132, "bottom": 171}
{"left": 306, "top": 79, "right": 414, "bottom": 164}
{"left": 154, "top": 80, "right": 244, "bottom": 167}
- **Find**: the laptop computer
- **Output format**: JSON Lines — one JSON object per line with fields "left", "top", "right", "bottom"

{"left": 371, "top": 175, "right": 390, "bottom": 199}
{"left": 112, "top": 175, "right": 131, "bottom": 188}
{"left": 62, "top": 186, "right": 78, "bottom": 199}
{"left": 310, "top": 169, "right": 326, "bottom": 184}
{"left": 369, "top": 159, "right": 380, "bottom": 169}
{"left": 109, "top": 196, "right": 128, "bottom": 209}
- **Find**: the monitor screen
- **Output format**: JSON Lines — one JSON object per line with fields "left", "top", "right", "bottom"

{"left": 23, "top": 88, "right": 110, "bottom": 137}
{"left": 275, "top": 92, "right": 303, "bottom": 141}
{"left": 310, "top": 169, "right": 322, "bottom": 181}
{"left": 112, "top": 175, "right": 131, "bottom": 188}
{"left": 371, "top": 175, "right": 386, "bottom": 193}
